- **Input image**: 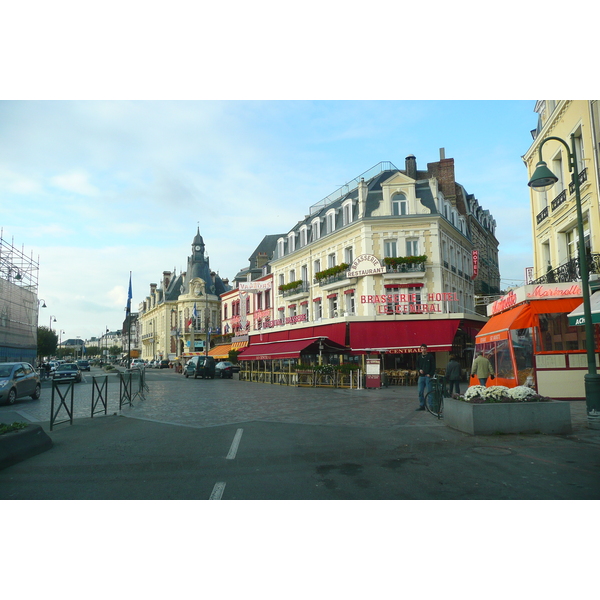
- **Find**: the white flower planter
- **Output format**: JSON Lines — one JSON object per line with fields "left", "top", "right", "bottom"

{"left": 444, "top": 397, "right": 572, "bottom": 435}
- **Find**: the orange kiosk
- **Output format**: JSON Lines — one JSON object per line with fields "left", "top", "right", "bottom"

{"left": 472, "top": 283, "right": 593, "bottom": 399}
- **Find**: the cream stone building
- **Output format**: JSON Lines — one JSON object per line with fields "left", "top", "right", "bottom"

{"left": 137, "top": 229, "right": 231, "bottom": 362}
{"left": 237, "top": 154, "right": 495, "bottom": 371}
{"left": 524, "top": 100, "right": 600, "bottom": 283}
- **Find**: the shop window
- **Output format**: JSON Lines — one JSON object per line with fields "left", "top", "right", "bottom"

{"left": 536, "top": 313, "right": 586, "bottom": 352}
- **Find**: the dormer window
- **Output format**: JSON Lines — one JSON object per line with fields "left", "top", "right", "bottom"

{"left": 342, "top": 200, "right": 353, "bottom": 225}
{"left": 288, "top": 232, "right": 296, "bottom": 253}
{"left": 277, "top": 237, "right": 285, "bottom": 258}
{"left": 311, "top": 218, "right": 321, "bottom": 241}
{"left": 326, "top": 209, "right": 336, "bottom": 234}
{"left": 392, "top": 193, "right": 408, "bottom": 216}
{"left": 299, "top": 226, "right": 308, "bottom": 247}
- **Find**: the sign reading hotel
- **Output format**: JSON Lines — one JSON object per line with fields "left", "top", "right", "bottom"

{"left": 346, "top": 254, "right": 386, "bottom": 278}
{"left": 361, "top": 292, "right": 458, "bottom": 314}
{"left": 488, "top": 283, "right": 583, "bottom": 316}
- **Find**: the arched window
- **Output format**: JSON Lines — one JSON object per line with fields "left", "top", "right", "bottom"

{"left": 392, "top": 193, "right": 408, "bottom": 216}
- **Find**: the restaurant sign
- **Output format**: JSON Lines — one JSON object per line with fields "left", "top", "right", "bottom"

{"left": 488, "top": 283, "right": 583, "bottom": 316}
{"left": 239, "top": 281, "right": 272, "bottom": 292}
{"left": 346, "top": 254, "right": 386, "bottom": 278}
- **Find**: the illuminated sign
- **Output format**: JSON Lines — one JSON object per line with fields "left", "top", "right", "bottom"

{"left": 472, "top": 250, "right": 479, "bottom": 280}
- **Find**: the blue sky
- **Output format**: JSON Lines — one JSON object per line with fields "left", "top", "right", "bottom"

{"left": 0, "top": 100, "right": 539, "bottom": 340}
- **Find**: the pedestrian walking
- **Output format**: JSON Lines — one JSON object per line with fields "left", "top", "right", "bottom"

{"left": 471, "top": 352, "right": 495, "bottom": 386}
{"left": 416, "top": 344, "right": 436, "bottom": 410}
{"left": 445, "top": 354, "right": 461, "bottom": 395}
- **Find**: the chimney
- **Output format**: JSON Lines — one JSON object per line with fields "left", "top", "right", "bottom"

{"left": 150, "top": 283, "right": 157, "bottom": 294}
{"left": 405, "top": 155, "right": 417, "bottom": 180}
{"left": 163, "top": 271, "right": 172, "bottom": 290}
{"left": 358, "top": 177, "right": 368, "bottom": 218}
{"left": 255, "top": 252, "right": 269, "bottom": 269}
{"left": 440, "top": 148, "right": 446, "bottom": 160}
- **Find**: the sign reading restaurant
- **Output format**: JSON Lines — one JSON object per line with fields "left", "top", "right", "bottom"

{"left": 346, "top": 254, "right": 386, "bottom": 278}
{"left": 361, "top": 292, "right": 459, "bottom": 314}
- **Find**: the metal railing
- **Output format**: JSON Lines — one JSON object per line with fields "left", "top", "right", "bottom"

{"left": 532, "top": 253, "right": 600, "bottom": 284}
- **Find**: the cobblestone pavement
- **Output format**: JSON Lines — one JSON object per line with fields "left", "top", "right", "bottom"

{"left": 1, "top": 366, "right": 593, "bottom": 440}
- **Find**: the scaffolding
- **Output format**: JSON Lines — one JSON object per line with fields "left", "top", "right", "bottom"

{"left": 0, "top": 230, "right": 40, "bottom": 363}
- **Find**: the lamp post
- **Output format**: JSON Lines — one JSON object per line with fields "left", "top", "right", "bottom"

{"left": 49, "top": 315, "right": 57, "bottom": 330}
{"left": 38, "top": 298, "right": 47, "bottom": 308}
{"left": 528, "top": 133, "right": 600, "bottom": 428}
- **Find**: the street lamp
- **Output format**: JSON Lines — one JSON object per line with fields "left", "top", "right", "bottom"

{"left": 38, "top": 298, "right": 47, "bottom": 308}
{"left": 528, "top": 133, "right": 600, "bottom": 429}
{"left": 49, "top": 315, "right": 57, "bottom": 330}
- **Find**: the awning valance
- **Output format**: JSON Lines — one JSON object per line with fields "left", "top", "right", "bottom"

{"left": 568, "top": 291, "right": 600, "bottom": 326}
{"left": 208, "top": 344, "right": 232, "bottom": 359}
{"left": 349, "top": 319, "right": 461, "bottom": 353}
{"left": 231, "top": 341, "right": 248, "bottom": 350}
{"left": 238, "top": 337, "right": 346, "bottom": 361}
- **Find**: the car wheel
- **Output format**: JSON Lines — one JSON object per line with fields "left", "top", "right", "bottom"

{"left": 31, "top": 384, "right": 41, "bottom": 400}
{"left": 7, "top": 388, "right": 17, "bottom": 404}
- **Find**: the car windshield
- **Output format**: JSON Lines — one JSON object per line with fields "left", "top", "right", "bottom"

{"left": 57, "top": 364, "right": 77, "bottom": 371}
{"left": 0, "top": 365, "right": 13, "bottom": 378}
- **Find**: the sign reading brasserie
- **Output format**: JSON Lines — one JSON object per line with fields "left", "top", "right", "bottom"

{"left": 488, "top": 283, "right": 583, "bottom": 316}
{"left": 346, "top": 254, "right": 386, "bottom": 278}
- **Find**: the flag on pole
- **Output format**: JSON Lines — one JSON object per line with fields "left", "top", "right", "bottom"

{"left": 126, "top": 272, "right": 132, "bottom": 314}
{"left": 192, "top": 303, "right": 198, "bottom": 320}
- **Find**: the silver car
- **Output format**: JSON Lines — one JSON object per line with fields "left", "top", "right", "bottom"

{"left": 0, "top": 362, "right": 41, "bottom": 405}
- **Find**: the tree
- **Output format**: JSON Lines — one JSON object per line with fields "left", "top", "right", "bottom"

{"left": 37, "top": 326, "right": 58, "bottom": 358}
{"left": 109, "top": 345, "right": 121, "bottom": 356}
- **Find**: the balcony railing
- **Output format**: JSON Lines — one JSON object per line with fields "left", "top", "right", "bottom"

{"left": 536, "top": 206, "right": 549, "bottom": 225}
{"left": 315, "top": 271, "right": 351, "bottom": 286}
{"left": 569, "top": 167, "right": 588, "bottom": 195}
{"left": 281, "top": 282, "right": 310, "bottom": 298}
{"left": 550, "top": 189, "right": 567, "bottom": 211}
{"left": 384, "top": 263, "right": 426, "bottom": 274}
{"left": 531, "top": 253, "right": 600, "bottom": 284}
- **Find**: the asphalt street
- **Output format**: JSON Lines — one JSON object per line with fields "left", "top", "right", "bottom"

{"left": 1, "top": 366, "right": 599, "bottom": 499}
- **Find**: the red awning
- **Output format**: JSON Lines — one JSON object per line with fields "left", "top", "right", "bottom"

{"left": 349, "top": 320, "right": 461, "bottom": 353}
{"left": 238, "top": 337, "right": 346, "bottom": 361}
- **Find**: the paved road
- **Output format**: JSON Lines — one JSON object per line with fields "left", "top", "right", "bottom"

{"left": 1, "top": 366, "right": 599, "bottom": 499}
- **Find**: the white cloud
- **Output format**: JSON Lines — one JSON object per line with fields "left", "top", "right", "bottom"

{"left": 50, "top": 170, "right": 100, "bottom": 196}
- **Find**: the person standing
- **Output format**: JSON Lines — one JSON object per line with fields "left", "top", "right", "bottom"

{"left": 445, "top": 354, "right": 461, "bottom": 395}
{"left": 471, "top": 352, "right": 495, "bottom": 386}
{"left": 416, "top": 344, "right": 436, "bottom": 411}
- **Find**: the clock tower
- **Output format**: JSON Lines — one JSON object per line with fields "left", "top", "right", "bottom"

{"left": 192, "top": 227, "right": 205, "bottom": 261}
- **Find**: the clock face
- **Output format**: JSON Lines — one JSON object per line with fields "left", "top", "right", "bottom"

{"left": 195, "top": 245, "right": 201, "bottom": 251}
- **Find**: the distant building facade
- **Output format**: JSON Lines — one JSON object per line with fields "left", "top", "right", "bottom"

{"left": 137, "top": 229, "right": 231, "bottom": 361}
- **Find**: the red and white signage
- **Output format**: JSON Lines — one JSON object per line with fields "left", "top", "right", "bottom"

{"left": 488, "top": 283, "right": 583, "bottom": 316}
{"left": 471, "top": 250, "right": 479, "bottom": 280}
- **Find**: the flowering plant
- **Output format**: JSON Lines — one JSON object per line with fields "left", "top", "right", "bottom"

{"left": 458, "top": 385, "right": 550, "bottom": 403}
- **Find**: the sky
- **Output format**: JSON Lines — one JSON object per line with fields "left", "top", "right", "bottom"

{"left": 1, "top": 100, "right": 540, "bottom": 341}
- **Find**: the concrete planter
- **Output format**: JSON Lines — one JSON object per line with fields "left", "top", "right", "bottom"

{"left": 444, "top": 397, "right": 572, "bottom": 435}
{"left": 0, "top": 424, "right": 53, "bottom": 470}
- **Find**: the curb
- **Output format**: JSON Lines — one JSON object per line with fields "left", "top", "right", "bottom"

{"left": 0, "top": 424, "right": 53, "bottom": 470}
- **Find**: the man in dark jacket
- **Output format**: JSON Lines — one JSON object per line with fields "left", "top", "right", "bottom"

{"left": 445, "top": 355, "right": 461, "bottom": 395}
{"left": 416, "top": 344, "right": 436, "bottom": 410}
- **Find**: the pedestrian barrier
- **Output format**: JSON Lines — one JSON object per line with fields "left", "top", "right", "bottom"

{"left": 91, "top": 376, "right": 109, "bottom": 417}
{"left": 119, "top": 369, "right": 148, "bottom": 409}
{"left": 50, "top": 380, "right": 74, "bottom": 431}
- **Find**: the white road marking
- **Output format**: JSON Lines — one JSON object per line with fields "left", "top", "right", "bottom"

{"left": 226, "top": 428, "right": 244, "bottom": 460}
{"left": 209, "top": 481, "right": 226, "bottom": 500}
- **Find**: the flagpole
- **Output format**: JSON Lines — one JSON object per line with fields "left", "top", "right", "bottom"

{"left": 127, "top": 271, "right": 132, "bottom": 364}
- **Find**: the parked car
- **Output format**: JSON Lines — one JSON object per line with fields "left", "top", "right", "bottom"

{"left": 159, "top": 359, "right": 170, "bottom": 369}
{"left": 0, "top": 362, "right": 41, "bottom": 404}
{"left": 77, "top": 360, "right": 91, "bottom": 371}
{"left": 184, "top": 356, "right": 216, "bottom": 379}
{"left": 53, "top": 362, "right": 82, "bottom": 384}
{"left": 48, "top": 360, "right": 60, "bottom": 373}
{"left": 130, "top": 358, "right": 145, "bottom": 369}
{"left": 215, "top": 361, "right": 235, "bottom": 379}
